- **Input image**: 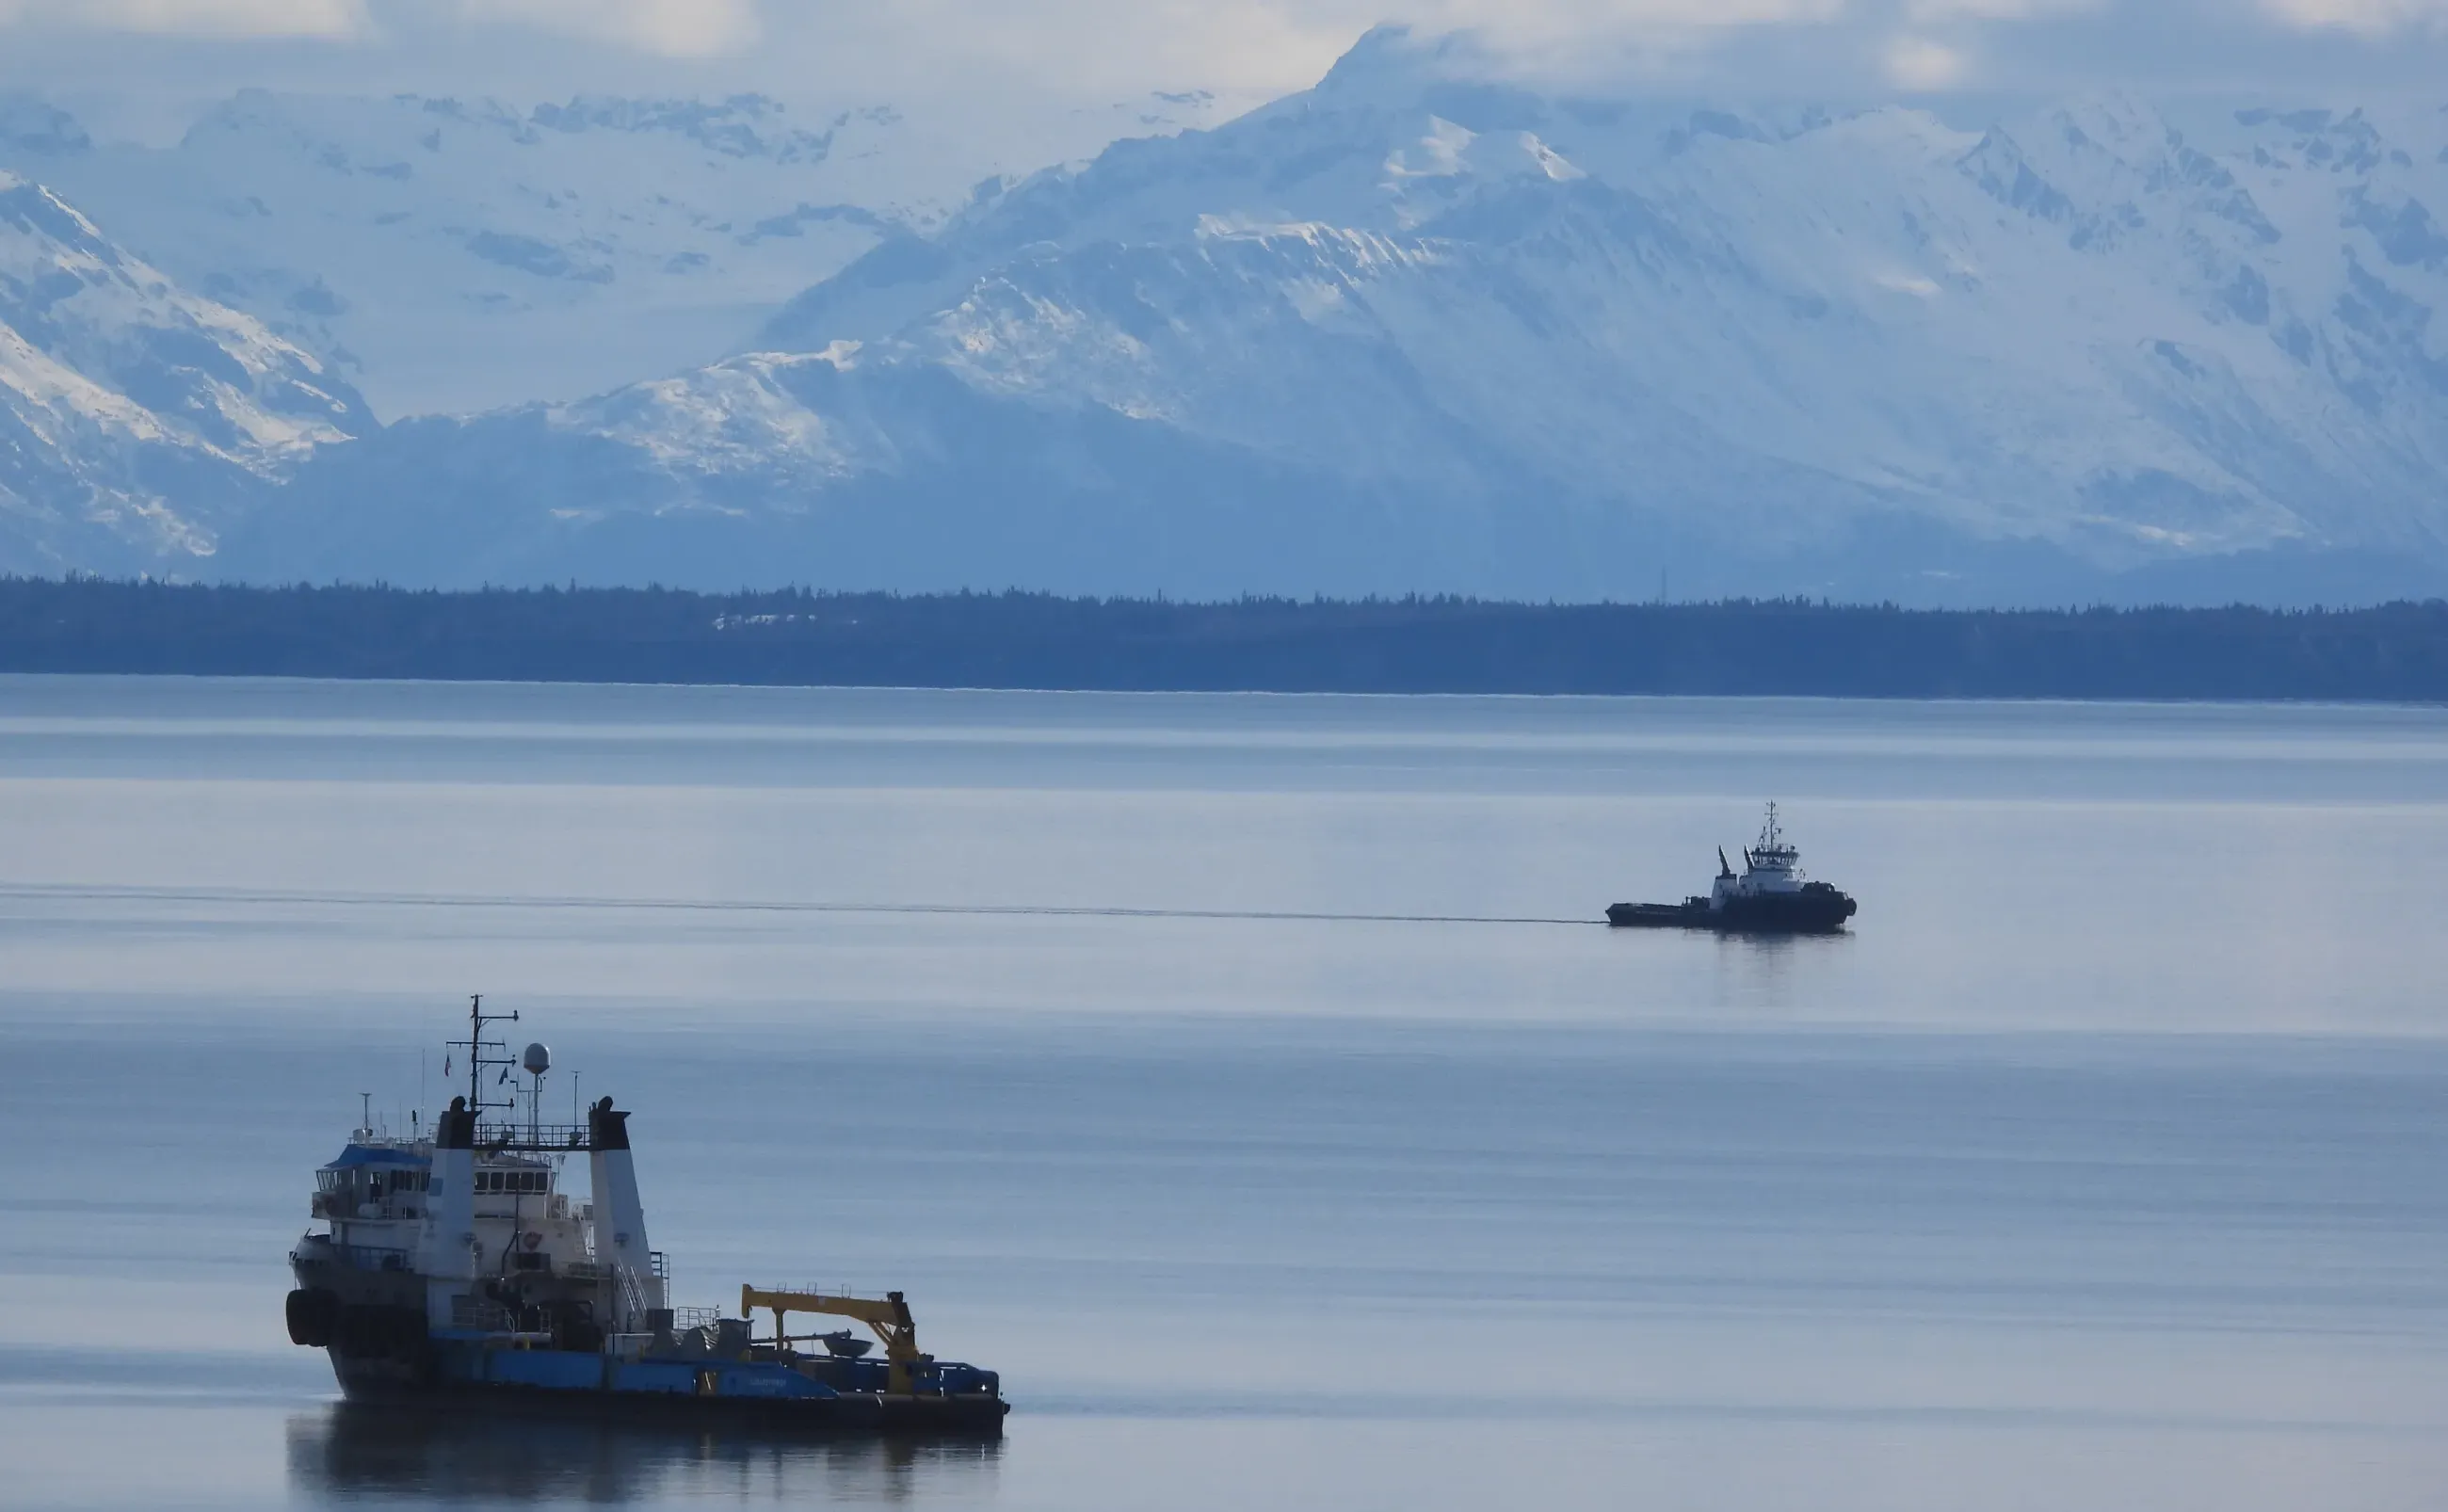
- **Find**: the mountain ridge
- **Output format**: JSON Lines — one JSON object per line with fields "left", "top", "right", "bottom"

{"left": 0, "top": 85, "right": 1232, "bottom": 416}
{"left": 0, "top": 170, "right": 368, "bottom": 574}
{"left": 9, "top": 33, "right": 2448, "bottom": 603}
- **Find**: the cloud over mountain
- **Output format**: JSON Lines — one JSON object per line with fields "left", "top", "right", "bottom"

{"left": 9, "top": 0, "right": 2448, "bottom": 123}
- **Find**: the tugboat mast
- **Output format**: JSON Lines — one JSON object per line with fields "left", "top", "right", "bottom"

{"left": 447, "top": 993, "right": 521, "bottom": 1119}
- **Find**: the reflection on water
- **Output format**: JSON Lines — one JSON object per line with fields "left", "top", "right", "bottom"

{"left": 284, "top": 1403, "right": 1002, "bottom": 1506}
{"left": 1702, "top": 929, "right": 1853, "bottom": 1015}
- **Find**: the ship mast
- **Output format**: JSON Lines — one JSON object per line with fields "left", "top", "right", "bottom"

{"left": 447, "top": 993, "right": 520, "bottom": 1121}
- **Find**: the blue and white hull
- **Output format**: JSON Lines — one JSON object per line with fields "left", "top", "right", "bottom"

{"left": 288, "top": 1004, "right": 1007, "bottom": 1437}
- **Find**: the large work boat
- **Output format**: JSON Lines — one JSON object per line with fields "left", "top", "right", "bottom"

{"left": 1607, "top": 803, "right": 1859, "bottom": 934}
{"left": 286, "top": 999, "right": 1007, "bottom": 1433}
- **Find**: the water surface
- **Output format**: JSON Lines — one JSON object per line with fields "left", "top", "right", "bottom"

{"left": 0, "top": 678, "right": 2444, "bottom": 1510}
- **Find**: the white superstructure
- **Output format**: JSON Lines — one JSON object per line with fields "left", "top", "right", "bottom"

{"left": 291, "top": 998, "right": 669, "bottom": 1352}
{"left": 1711, "top": 802, "right": 1810, "bottom": 909}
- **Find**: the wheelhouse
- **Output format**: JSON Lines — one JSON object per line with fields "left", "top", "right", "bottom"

{"left": 313, "top": 1144, "right": 432, "bottom": 1221}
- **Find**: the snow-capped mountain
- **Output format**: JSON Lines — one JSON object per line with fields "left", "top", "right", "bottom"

{"left": 223, "top": 29, "right": 2448, "bottom": 603}
{"left": 739, "top": 63, "right": 2448, "bottom": 597}
{"left": 11, "top": 30, "right": 2448, "bottom": 602}
{"left": 0, "top": 87, "right": 1236, "bottom": 418}
{"left": 0, "top": 172, "right": 368, "bottom": 574}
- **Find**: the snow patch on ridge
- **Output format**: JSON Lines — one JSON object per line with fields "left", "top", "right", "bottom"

{"left": 0, "top": 171, "right": 371, "bottom": 571}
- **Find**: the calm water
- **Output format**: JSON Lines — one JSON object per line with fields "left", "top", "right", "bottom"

{"left": 2, "top": 677, "right": 2447, "bottom": 1510}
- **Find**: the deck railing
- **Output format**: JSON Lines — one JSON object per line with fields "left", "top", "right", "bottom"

{"left": 759, "top": 1282, "right": 881, "bottom": 1300}
{"left": 472, "top": 1121, "right": 595, "bottom": 1151}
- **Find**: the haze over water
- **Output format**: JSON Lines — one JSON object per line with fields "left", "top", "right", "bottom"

{"left": 2, "top": 676, "right": 2446, "bottom": 1511}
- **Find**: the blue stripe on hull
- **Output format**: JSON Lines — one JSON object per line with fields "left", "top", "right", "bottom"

{"left": 430, "top": 1343, "right": 840, "bottom": 1401}
{"left": 330, "top": 1345, "right": 1007, "bottom": 1435}
{"left": 459, "top": 1348, "right": 605, "bottom": 1392}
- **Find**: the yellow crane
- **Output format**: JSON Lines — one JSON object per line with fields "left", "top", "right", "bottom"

{"left": 740, "top": 1285, "right": 927, "bottom": 1395}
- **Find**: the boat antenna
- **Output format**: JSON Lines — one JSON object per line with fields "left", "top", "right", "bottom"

{"left": 447, "top": 993, "right": 520, "bottom": 1119}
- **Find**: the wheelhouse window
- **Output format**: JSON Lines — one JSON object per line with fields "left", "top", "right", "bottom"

{"left": 474, "top": 1167, "right": 550, "bottom": 1195}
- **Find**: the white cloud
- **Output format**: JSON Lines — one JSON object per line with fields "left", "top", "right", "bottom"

{"left": 0, "top": 0, "right": 761, "bottom": 54}
{"left": 0, "top": 0, "right": 362, "bottom": 35}
{"left": 1884, "top": 31, "right": 1971, "bottom": 84}
{"left": 452, "top": 0, "right": 760, "bottom": 57}
{"left": 1411, "top": 0, "right": 1846, "bottom": 33}
{"left": 1903, "top": 0, "right": 2100, "bottom": 18}
{"left": 2260, "top": 0, "right": 2448, "bottom": 33}
{"left": 792, "top": 0, "right": 1857, "bottom": 102}
{"left": 7, "top": 0, "right": 2448, "bottom": 123}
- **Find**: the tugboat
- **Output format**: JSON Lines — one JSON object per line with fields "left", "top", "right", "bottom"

{"left": 1607, "top": 803, "right": 1858, "bottom": 934}
{"left": 286, "top": 997, "right": 1007, "bottom": 1433}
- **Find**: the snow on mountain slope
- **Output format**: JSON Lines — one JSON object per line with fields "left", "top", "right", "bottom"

{"left": 212, "top": 30, "right": 2448, "bottom": 600}
{"left": 234, "top": 30, "right": 2448, "bottom": 599}
{"left": 0, "top": 88, "right": 1235, "bottom": 419}
{"left": 746, "top": 40, "right": 2448, "bottom": 587}
{"left": 0, "top": 172, "right": 368, "bottom": 573}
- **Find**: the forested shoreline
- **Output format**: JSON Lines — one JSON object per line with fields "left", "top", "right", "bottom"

{"left": 2, "top": 578, "right": 2445, "bottom": 701}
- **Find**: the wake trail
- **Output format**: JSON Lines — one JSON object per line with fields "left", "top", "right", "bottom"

{"left": 0, "top": 881, "right": 1602, "bottom": 928}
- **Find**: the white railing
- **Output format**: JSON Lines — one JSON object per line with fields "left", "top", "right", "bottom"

{"left": 613, "top": 1263, "right": 650, "bottom": 1329}
{"left": 757, "top": 1282, "right": 881, "bottom": 1300}
{"left": 473, "top": 1120, "right": 593, "bottom": 1150}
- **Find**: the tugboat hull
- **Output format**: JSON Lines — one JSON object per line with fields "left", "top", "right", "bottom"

{"left": 1608, "top": 882, "right": 1858, "bottom": 934}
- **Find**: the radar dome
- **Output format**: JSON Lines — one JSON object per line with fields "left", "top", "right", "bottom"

{"left": 522, "top": 1042, "right": 552, "bottom": 1075}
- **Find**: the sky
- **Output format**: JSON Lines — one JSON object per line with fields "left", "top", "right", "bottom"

{"left": 1, "top": 0, "right": 2446, "bottom": 140}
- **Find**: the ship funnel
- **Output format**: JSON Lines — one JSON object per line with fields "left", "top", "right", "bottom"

{"left": 423, "top": 1095, "right": 480, "bottom": 1327}
{"left": 587, "top": 1095, "right": 661, "bottom": 1327}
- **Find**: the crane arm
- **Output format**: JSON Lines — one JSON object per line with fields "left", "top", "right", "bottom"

{"left": 740, "top": 1285, "right": 926, "bottom": 1393}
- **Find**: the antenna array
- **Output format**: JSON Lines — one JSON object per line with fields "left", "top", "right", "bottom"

{"left": 446, "top": 992, "right": 521, "bottom": 1117}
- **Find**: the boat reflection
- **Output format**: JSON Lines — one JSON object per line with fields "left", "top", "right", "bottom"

{"left": 285, "top": 1402, "right": 1003, "bottom": 1505}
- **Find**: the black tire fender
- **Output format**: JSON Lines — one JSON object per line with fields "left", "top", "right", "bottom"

{"left": 285, "top": 1288, "right": 339, "bottom": 1347}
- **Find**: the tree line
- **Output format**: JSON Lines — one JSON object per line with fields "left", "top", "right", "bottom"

{"left": 2, "top": 577, "right": 2445, "bottom": 701}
